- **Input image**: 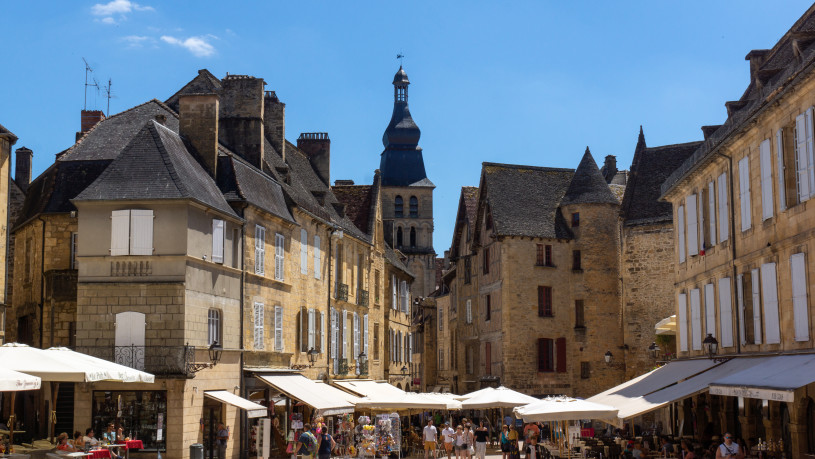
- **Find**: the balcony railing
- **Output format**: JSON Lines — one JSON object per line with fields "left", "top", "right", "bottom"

{"left": 77, "top": 345, "right": 197, "bottom": 378}
{"left": 358, "top": 360, "right": 369, "bottom": 376}
{"left": 338, "top": 358, "right": 349, "bottom": 375}
{"left": 357, "top": 289, "right": 369, "bottom": 307}
{"left": 337, "top": 283, "right": 349, "bottom": 302}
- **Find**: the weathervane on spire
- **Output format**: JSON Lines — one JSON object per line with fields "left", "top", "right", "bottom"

{"left": 396, "top": 52, "right": 404, "bottom": 66}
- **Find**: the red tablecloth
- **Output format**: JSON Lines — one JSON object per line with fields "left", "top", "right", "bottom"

{"left": 124, "top": 440, "right": 144, "bottom": 450}
{"left": 580, "top": 428, "right": 595, "bottom": 438}
{"left": 90, "top": 449, "right": 112, "bottom": 459}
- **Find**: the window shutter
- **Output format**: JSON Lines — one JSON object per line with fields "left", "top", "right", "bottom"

{"left": 308, "top": 308, "right": 316, "bottom": 351}
{"left": 690, "top": 288, "right": 702, "bottom": 351}
{"left": 300, "top": 229, "right": 308, "bottom": 274}
{"left": 342, "top": 310, "right": 348, "bottom": 359}
{"left": 717, "top": 173, "right": 729, "bottom": 242}
{"left": 555, "top": 337, "right": 566, "bottom": 373}
{"left": 760, "top": 139, "right": 774, "bottom": 220}
{"left": 212, "top": 219, "right": 225, "bottom": 263}
{"left": 330, "top": 307, "right": 337, "bottom": 359}
{"left": 737, "top": 275, "right": 746, "bottom": 346}
{"left": 704, "top": 283, "right": 716, "bottom": 337}
{"left": 718, "top": 278, "right": 734, "bottom": 348}
{"left": 806, "top": 107, "right": 815, "bottom": 194}
{"left": 677, "top": 205, "right": 686, "bottom": 262}
{"left": 537, "top": 338, "right": 545, "bottom": 371}
{"left": 275, "top": 233, "right": 285, "bottom": 280}
{"left": 791, "top": 253, "right": 810, "bottom": 341}
{"left": 319, "top": 311, "right": 325, "bottom": 353}
{"left": 751, "top": 268, "right": 763, "bottom": 344}
{"left": 777, "top": 129, "right": 787, "bottom": 211}
{"left": 708, "top": 181, "right": 716, "bottom": 247}
{"left": 698, "top": 191, "right": 705, "bottom": 250}
{"left": 363, "top": 314, "right": 369, "bottom": 358}
{"left": 738, "top": 157, "right": 752, "bottom": 231}
{"left": 761, "top": 263, "right": 781, "bottom": 344}
{"left": 466, "top": 299, "right": 472, "bottom": 324}
{"left": 255, "top": 225, "right": 265, "bottom": 275}
{"left": 678, "top": 293, "right": 688, "bottom": 352}
{"left": 274, "top": 305, "right": 283, "bottom": 351}
{"left": 796, "top": 112, "right": 810, "bottom": 201}
{"left": 254, "top": 303, "right": 265, "bottom": 350}
{"left": 314, "top": 235, "right": 321, "bottom": 279}
{"left": 111, "top": 210, "right": 131, "bottom": 256}
{"left": 686, "top": 195, "right": 698, "bottom": 256}
{"left": 353, "top": 312, "right": 360, "bottom": 357}
{"left": 130, "top": 209, "right": 154, "bottom": 255}
{"left": 392, "top": 275, "right": 397, "bottom": 309}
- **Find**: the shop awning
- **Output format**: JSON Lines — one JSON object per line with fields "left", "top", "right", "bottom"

{"left": 655, "top": 315, "right": 677, "bottom": 335}
{"left": 205, "top": 391, "right": 267, "bottom": 418}
{"left": 332, "top": 379, "right": 406, "bottom": 399}
{"left": 258, "top": 374, "right": 355, "bottom": 416}
{"left": 419, "top": 393, "right": 463, "bottom": 410}
{"left": 0, "top": 368, "right": 41, "bottom": 391}
{"left": 355, "top": 392, "right": 452, "bottom": 411}
{"left": 514, "top": 396, "right": 618, "bottom": 423}
{"left": 313, "top": 381, "right": 363, "bottom": 405}
{"left": 461, "top": 386, "right": 539, "bottom": 409}
{"left": 709, "top": 354, "right": 815, "bottom": 402}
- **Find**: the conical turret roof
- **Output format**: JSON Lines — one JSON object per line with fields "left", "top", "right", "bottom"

{"left": 560, "top": 147, "right": 619, "bottom": 206}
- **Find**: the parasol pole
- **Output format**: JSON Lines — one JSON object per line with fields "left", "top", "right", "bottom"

{"left": 8, "top": 392, "right": 16, "bottom": 449}
{"left": 50, "top": 382, "right": 60, "bottom": 443}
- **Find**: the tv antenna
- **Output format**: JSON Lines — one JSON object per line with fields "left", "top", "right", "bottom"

{"left": 103, "top": 78, "right": 115, "bottom": 114}
{"left": 82, "top": 57, "right": 99, "bottom": 110}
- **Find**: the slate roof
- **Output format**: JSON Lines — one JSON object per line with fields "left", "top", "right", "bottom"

{"left": 560, "top": 148, "right": 619, "bottom": 206}
{"left": 59, "top": 100, "right": 179, "bottom": 162}
{"left": 450, "top": 186, "right": 478, "bottom": 258}
{"left": 661, "top": 4, "right": 815, "bottom": 197}
{"left": 332, "top": 185, "right": 374, "bottom": 234}
{"left": 479, "top": 163, "right": 574, "bottom": 239}
{"left": 384, "top": 245, "right": 414, "bottom": 278}
{"left": 74, "top": 121, "right": 237, "bottom": 218}
{"left": 0, "top": 123, "right": 17, "bottom": 142}
{"left": 164, "top": 69, "right": 223, "bottom": 112}
{"left": 217, "top": 152, "right": 294, "bottom": 223}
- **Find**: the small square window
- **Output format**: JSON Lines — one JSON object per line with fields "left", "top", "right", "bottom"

{"left": 571, "top": 213, "right": 580, "bottom": 227}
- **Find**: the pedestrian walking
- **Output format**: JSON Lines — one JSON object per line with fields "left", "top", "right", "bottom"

{"left": 441, "top": 423, "right": 456, "bottom": 459}
{"left": 474, "top": 421, "right": 488, "bottom": 459}
{"left": 216, "top": 423, "right": 229, "bottom": 459}
{"left": 424, "top": 419, "right": 439, "bottom": 459}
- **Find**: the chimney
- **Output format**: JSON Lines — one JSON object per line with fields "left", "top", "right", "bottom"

{"left": 76, "top": 110, "right": 105, "bottom": 141}
{"left": 297, "top": 133, "right": 331, "bottom": 187}
{"left": 601, "top": 155, "right": 617, "bottom": 184}
{"left": 334, "top": 180, "right": 355, "bottom": 186}
{"left": 745, "top": 49, "right": 770, "bottom": 84}
{"left": 14, "top": 146, "right": 32, "bottom": 192}
{"left": 264, "top": 91, "right": 286, "bottom": 161}
{"left": 219, "top": 75, "right": 265, "bottom": 168}
{"left": 179, "top": 93, "right": 220, "bottom": 178}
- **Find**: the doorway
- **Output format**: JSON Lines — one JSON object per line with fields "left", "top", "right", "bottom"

{"left": 203, "top": 397, "right": 223, "bottom": 459}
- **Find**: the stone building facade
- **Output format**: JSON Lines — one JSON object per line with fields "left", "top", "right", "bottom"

{"left": 0, "top": 124, "right": 15, "bottom": 342}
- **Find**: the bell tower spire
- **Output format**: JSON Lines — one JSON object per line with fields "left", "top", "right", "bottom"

{"left": 379, "top": 66, "right": 428, "bottom": 187}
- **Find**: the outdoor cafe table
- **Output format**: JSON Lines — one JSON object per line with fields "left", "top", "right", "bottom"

{"left": 89, "top": 449, "right": 111, "bottom": 459}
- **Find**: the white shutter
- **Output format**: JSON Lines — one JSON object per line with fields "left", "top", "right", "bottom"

{"left": 111, "top": 210, "right": 131, "bottom": 256}
{"left": 807, "top": 107, "right": 815, "bottom": 194}
{"left": 717, "top": 173, "right": 729, "bottom": 242}
{"left": 796, "top": 112, "right": 811, "bottom": 201}
{"left": 275, "top": 233, "right": 285, "bottom": 280}
{"left": 751, "top": 268, "right": 763, "bottom": 344}
{"left": 330, "top": 307, "right": 337, "bottom": 359}
{"left": 690, "top": 288, "right": 702, "bottom": 350}
{"left": 737, "top": 274, "right": 746, "bottom": 345}
{"left": 254, "top": 303, "right": 264, "bottom": 350}
{"left": 760, "top": 139, "right": 774, "bottom": 220}
{"left": 212, "top": 219, "right": 225, "bottom": 263}
{"left": 704, "top": 283, "right": 716, "bottom": 337}
{"left": 130, "top": 209, "right": 154, "bottom": 255}
{"left": 718, "top": 277, "right": 734, "bottom": 348}
{"left": 738, "top": 156, "right": 752, "bottom": 231}
{"left": 687, "top": 195, "right": 698, "bottom": 256}
{"left": 274, "top": 306, "right": 283, "bottom": 351}
{"left": 342, "top": 310, "right": 348, "bottom": 359}
{"left": 761, "top": 263, "right": 781, "bottom": 344}
{"left": 677, "top": 205, "right": 686, "bottom": 262}
{"left": 678, "top": 293, "right": 688, "bottom": 352}
{"left": 698, "top": 192, "right": 705, "bottom": 251}
{"left": 308, "top": 308, "right": 315, "bottom": 350}
{"left": 300, "top": 229, "right": 308, "bottom": 274}
{"left": 255, "top": 225, "right": 266, "bottom": 275}
{"left": 314, "top": 235, "right": 321, "bottom": 279}
{"left": 776, "top": 129, "right": 787, "bottom": 211}
{"left": 466, "top": 299, "right": 472, "bottom": 324}
{"left": 708, "top": 181, "right": 716, "bottom": 248}
{"left": 392, "top": 275, "right": 397, "bottom": 309}
{"left": 353, "top": 312, "right": 360, "bottom": 357}
{"left": 408, "top": 333, "right": 413, "bottom": 363}
{"left": 321, "top": 311, "right": 326, "bottom": 353}
{"left": 363, "top": 314, "right": 369, "bottom": 357}
{"left": 791, "top": 253, "right": 810, "bottom": 341}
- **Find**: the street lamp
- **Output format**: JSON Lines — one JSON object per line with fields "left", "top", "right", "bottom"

{"left": 401, "top": 365, "right": 408, "bottom": 376}
{"left": 648, "top": 342, "right": 660, "bottom": 360}
{"left": 604, "top": 350, "right": 613, "bottom": 364}
{"left": 208, "top": 340, "right": 223, "bottom": 366}
{"left": 307, "top": 348, "right": 318, "bottom": 367}
{"left": 702, "top": 333, "right": 729, "bottom": 362}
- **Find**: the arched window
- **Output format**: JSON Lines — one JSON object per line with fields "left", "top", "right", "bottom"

{"left": 396, "top": 227, "right": 403, "bottom": 247}
{"left": 409, "top": 196, "right": 418, "bottom": 218}
{"left": 395, "top": 196, "right": 403, "bottom": 218}
{"left": 208, "top": 309, "right": 221, "bottom": 346}
{"left": 410, "top": 227, "right": 416, "bottom": 247}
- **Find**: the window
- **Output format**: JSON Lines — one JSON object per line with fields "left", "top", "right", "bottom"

{"left": 363, "top": 314, "right": 369, "bottom": 358}
{"left": 254, "top": 225, "right": 266, "bottom": 275}
{"left": 718, "top": 277, "right": 734, "bottom": 348}
{"left": 342, "top": 310, "right": 348, "bottom": 359}
{"left": 465, "top": 299, "right": 472, "bottom": 324}
{"left": 737, "top": 270, "right": 763, "bottom": 345}
{"left": 321, "top": 311, "right": 326, "bottom": 353}
{"left": 410, "top": 227, "right": 416, "bottom": 248}
{"left": 581, "top": 362, "right": 590, "bottom": 379}
{"left": 304, "top": 308, "right": 316, "bottom": 351}
{"left": 253, "top": 303, "right": 264, "bottom": 350}
{"left": 791, "top": 253, "right": 810, "bottom": 341}
{"left": 760, "top": 263, "right": 780, "bottom": 344}
{"left": 110, "top": 209, "right": 154, "bottom": 256}
{"left": 572, "top": 250, "right": 581, "bottom": 271}
{"left": 464, "top": 257, "right": 472, "bottom": 284}
{"left": 274, "top": 305, "right": 284, "bottom": 351}
{"left": 794, "top": 108, "right": 815, "bottom": 202}
{"left": 208, "top": 309, "right": 221, "bottom": 346}
{"left": 485, "top": 342, "right": 491, "bottom": 375}
{"left": 759, "top": 139, "right": 774, "bottom": 220}
{"left": 538, "top": 286, "right": 552, "bottom": 317}
{"left": 71, "top": 233, "right": 78, "bottom": 270}
{"left": 439, "top": 349, "right": 444, "bottom": 370}
{"left": 400, "top": 281, "right": 409, "bottom": 313}
{"left": 330, "top": 307, "right": 338, "bottom": 361}
{"left": 677, "top": 205, "right": 686, "bottom": 263}
{"left": 396, "top": 227, "right": 403, "bottom": 247}
{"left": 395, "top": 196, "right": 404, "bottom": 218}
{"left": 537, "top": 338, "right": 553, "bottom": 372}
{"left": 313, "top": 235, "right": 321, "bottom": 279}
{"left": 574, "top": 300, "right": 584, "bottom": 328}
{"left": 483, "top": 246, "right": 490, "bottom": 274}
{"left": 353, "top": 312, "right": 360, "bottom": 358}
{"left": 571, "top": 212, "right": 579, "bottom": 227}
{"left": 373, "top": 323, "right": 380, "bottom": 360}
{"left": 439, "top": 308, "right": 443, "bottom": 331}
{"left": 738, "top": 156, "right": 752, "bottom": 231}
{"left": 485, "top": 295, "right": 491, "bottom": 322}
{"left": 536, "top": 244, "right": 553, "bottom": 267}
{"left": 717, "top": 173, "right": 729, "bottom": 242}
{"left": 706, "top": 181, "right": 716, "bottom": 248}
{"left": 687, "top": 194, "right": 699, "bottom": 256}
{"left": 704, "top": 283, "right": 716, "bottom": 338}
{"left": 374, "top": 269, "right": 381, "bottom": 304}
{"left": 212, "top": 219, "right": 225, "bottom": 263}
{"left": 409, "top": 196, "right": 418, "bottom": 218}
{"left": 300, "top": 229, "right": 308, "bottom": 274}
{"left": 776, "top": 128, "right": 788, "bottom": 211}
{"left": 275, "top": 233, "right": 285, "bottom": 280}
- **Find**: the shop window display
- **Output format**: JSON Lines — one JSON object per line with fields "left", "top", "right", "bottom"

{"left": 92, "top": 391, "right": 167, "bottom": 451}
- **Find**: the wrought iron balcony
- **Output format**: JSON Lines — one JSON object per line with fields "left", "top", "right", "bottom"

{"left": 337, "top": 358, "right": 349, "bottom": 375}
{"left": 76, "top": 344, "right": 199, "bottom": 378}
{"left": 336, "top": 283, "right": 349, "bottom": 301}
{"left": 357, "top": 289, "right": 369, "bottom": 307}
{"left": 358, "top": 360, "right": 369, "bottom": 376}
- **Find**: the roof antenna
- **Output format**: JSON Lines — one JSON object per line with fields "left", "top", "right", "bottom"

{"left": 396, "top": 52, "right": 404, "bottom": 67}
{"left": 82, "top": 57, "right": 99, "bottom": 110}
{"left": 103, "top": 78, "right": 115, "bottom": 115}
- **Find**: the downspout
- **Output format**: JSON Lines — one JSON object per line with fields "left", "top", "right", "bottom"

{"left": 38, "top": 216, "right": 46, "bottom": 348}
{"left": 239, "top": 216, "right": 247, "bottom": 459}
{"left": 714, "top": 150, "right": 740, "bottom": 354}
{"left": 326, "top": 224, "right": 335, "bottom": 372}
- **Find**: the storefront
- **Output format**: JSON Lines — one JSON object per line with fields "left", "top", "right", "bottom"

{"left": 92, "top": 390, "right": 167, "bottom": 450}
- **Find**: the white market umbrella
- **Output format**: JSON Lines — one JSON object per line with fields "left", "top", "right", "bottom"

{"left": 514, "top": 396, "right": 618, "bottom": 422}
{"left": 355, "top": 392, "right": 452, "bottom": 411}
{"left": 460, "top": 386, "right": 538, "bottom": 409}
{"left": 0, "top": 368, "right": 41, "bottom": 391}
{"left": 454, "top": 386, "right": 495, "bottom": 401}
{"left": 419, "top": 393, "right": 463, "bottom": 410}
{"left": 44, "top": 347, "right": 155, "bottom": 383}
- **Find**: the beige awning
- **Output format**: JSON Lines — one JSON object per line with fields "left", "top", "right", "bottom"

{"left": 258, "top": 374, "right": 355, "bottom": 415}
{"left": 655, "top": 315, "right": 676, "bottom": 335}
{"left": 204, "top": 391, "right": 267, "bottom": 418}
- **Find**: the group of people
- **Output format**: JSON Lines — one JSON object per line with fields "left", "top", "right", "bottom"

{"left": 294, "top": 423, "right": 337, "bottom": 459}
{"left": 621, "top": 432, "right": 745, "bottom": 459}
{"left": 420, "top": 418, "right": 546, "bottom": 459}
{"left": 55, "top": 424, "right": 125, "bottom": 459}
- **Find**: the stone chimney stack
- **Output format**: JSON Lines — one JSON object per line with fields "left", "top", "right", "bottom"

{"left": 297, "top": 133, "right": 331, "bottom": 187}
{"left": 263, "top": 91, "right": 286, "bottom": 161}
{"left": 601, "top": 155, "right": 618, "bottom": 184}
{"left": 179, "top": 94, "right": 220, "bottom": 178}
{"left": 76, "top": 110, "right": 106, "bottom": 141}
{"left": 219, "top": 75, "right": 265, "bottom": 169}
{"left": 14, "top": 146, "right": 32, "bottom": 192}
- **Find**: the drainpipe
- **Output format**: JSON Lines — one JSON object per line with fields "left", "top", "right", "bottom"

{"left": 326, "top": 224, "right": 336, "bottom": 373}
{"left": 239, "top": 216, "right": 247, "bottom": 459}
{"left": 38, "top": 217, "right": 46, "bottom": 348}
{"left": 714, "top": 150, "right": 740, "bottom": 354}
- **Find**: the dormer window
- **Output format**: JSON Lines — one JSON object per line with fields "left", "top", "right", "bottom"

{"left": 395, "top": 196, "right": 404, "bottom": 218}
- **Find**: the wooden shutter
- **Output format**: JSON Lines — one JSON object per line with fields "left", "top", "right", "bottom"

{"left": 274, "top": 305, "right": 283, "bottom": 351}
{"left": 717, "top": 173, "right": 729, "bottom": 242}
{"left": 409, "top": 333, "right": 413, "bottom": 363}
{"left": 392, "top": 275, "right": 397, "bottom": 309}
{"left": 738, "top": 157, "right": 752, "bottom": 231}
{"left": 212, "top": 219, "right": 224, "bottom": 263}
{"left": 686, "top": 194, "right": 698, "bottom": 256}
{"left": 353, "top": 312, "right": 360, "bottom": 357}
{"left": 111, "top": 210, "right": 131, "bottom": 256}
{"left": 718, "top": 278, "right": 734, "bottom": 348}
{"left": 342, "top": 310, "right": 348, "bottom": 359}
{"left": 708, "top": 181, "right": 716, "bottom": 247}
{"left": 300, "top": 229, "right": 308, "bottom": 274}
{"left": 737, "top": 275, "right": 746, "bottom": 345}
{"left": 255, "top": 225, "right": 265, "bottom": 275}
{"left": 796, "top": 112, "right": 810, "bottom": 201}
{"left": 760, "top": 139, "right": 774, "bottom": 220}
{"left": 298, "top": 307, "right": 307, "bottom": 352}
{"left": 330, "top": 307, "right": 337, "bottom": 359}
{"left": 363, "top": 314, "right": 369, "bottom": 357}
{"left": 677, "top": 205, "right": 686, "bottom": 262}
{"left": 254, "top": 303, "right": 264, "bottom": 350}
{"left": 690, "top": 288, "right": 702, "bottom": 351}
{"left": 776, "top": 129, "right": 788, "bottom": 211}
{"left": 678, "top": 292, "right": 688, "bottom": 352}
{"left": 313, "top": 235, "right": 321, "bottom": 279}
{"left": 555, "top": 337, "right": 566, "bottom": 373}
{"left": 807, "top": 107, "right": 815, "bottom": 194}
{"left": 791, "top": 253, "right": 810, "bottom": 341}
{"left": 275, "top": 233, "right": 285, "bottom": 280}
{"left": 319, "top": 311, "right": 325, "bottom": 353}
{"left": 704, "top": 283, "right": 716, "bottom": 337}
{"left": 308, "top": 308, "right": 316, "bottom": 351}
{"left": 466, "top": 299, "right": 472, "bottom": 323}
{"left": 751, "top": 268, "right": 763, "bottom": 344}
{"left": 130, "top": 209, "right": 154, "bottom": 255}
{"left": 761, "top": 263, "right": 781, "bottom": 344}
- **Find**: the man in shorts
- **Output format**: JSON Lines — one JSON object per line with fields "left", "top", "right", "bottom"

{"left": 423, "top": 419, "right": 438, "bottom": 459}
{"left": 441, "top": 423, "right": 456, "bottom": 459}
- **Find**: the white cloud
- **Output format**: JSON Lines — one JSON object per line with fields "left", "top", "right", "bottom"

{"left": 91, "top": 0, "right": 153, "bottom": 24}
{"left": 121, "top": 35, "right": 155, "bottom": 48}
{"left": 160, "top": 35, "right": 216, "bottom": 58}
{"left": 101, "top": 16, "right": 116, "bottom": 24}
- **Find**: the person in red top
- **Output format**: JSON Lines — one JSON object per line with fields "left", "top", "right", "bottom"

{"left": 57, "top": 433, "right": 78, "bottom": 452}
{"left": 522, "top": 423, "right": 539, "bottom": 443}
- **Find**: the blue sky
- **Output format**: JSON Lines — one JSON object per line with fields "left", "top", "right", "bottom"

{"left": 2, "top": 1, "right": 813, "bottom": 252}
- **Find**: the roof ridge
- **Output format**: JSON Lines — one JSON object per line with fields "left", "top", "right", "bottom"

{"left": 482, "top": 162, "right": 574, "bottom": 172}
{"left": 644, "top": 140, "right": 704, "bottom": 151}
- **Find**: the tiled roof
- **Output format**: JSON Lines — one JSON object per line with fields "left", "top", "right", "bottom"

{"left": 332, "top": 185, "right": 373, "bottom": 235}
{"left": 560, "top": 148, "right": 619, "bottom": 206}
{"left": 74, "top": 121, "right": 237, "bottom": 218}
{"left": 480, "top": 163, "right": 574, "bottom": 239}
{"left": 164, "top": 69, "right": 223, "bottom": 112}
{"left": 59, "top": 100, "right": 179, "bottom": 162}
{"left": 217, "top": 153, "right": 295, "bottom": 223}
{"left": 662, "top": 4, "right": 815, "bottom": 197}
{"left": 0, "top": 123, "right": 17, "bottom": 142}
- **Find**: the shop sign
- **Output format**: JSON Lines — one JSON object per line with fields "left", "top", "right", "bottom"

{"left": 709, "top": 385, "right": 793, "bottom": 402}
